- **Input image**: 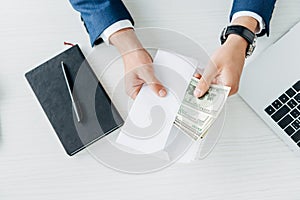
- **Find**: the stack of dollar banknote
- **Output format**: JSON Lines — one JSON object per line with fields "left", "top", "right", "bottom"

{"left": 174, "top": 77, "right": 231, "bottom": 140}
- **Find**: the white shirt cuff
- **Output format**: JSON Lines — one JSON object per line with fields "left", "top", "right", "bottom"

{"left": 231, "top": 11, "right": 265, "bottom": 34}
{"left": 99, "top": 20, "right": 134, "bottom": 46}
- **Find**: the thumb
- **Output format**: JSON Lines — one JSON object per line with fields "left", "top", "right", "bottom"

{"left": 140, "top": 70, "right": 167, "bottom": 97}
{"left": 194, "top": 61, "right": 218, "bottom": 98}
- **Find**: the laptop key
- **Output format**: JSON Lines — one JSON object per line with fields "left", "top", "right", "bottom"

{"left": 278, "top": 114, "right": 294, "bottom": 129}
{"left": 291, "top": 129, "right": 300, "bottom": 143}
{"left": 287, "top": 99, "right": 297, "bottom": 109}
{"left": 272, "top": 100, "right": 282, "bottom": 109}
{"left": 292, "top": 80, "right": 300, "bottom": 92}
{"left": 286, "top": 88, "right": 296, "bottom": 98}
{"left": 265, "top": 105, "right": 276, "bottom": 115}
{"left": 298, "top": 104, "right": 300, "bottom": 111}
{"left": 271, "top": 105, "right": 290, "bottom": 122}
{"left": 291, "top": 120, "right": 300, "bottom": 130}
{"left": 291, "top": 109, "right": 300, "bottom": 118}
{"left": 279, "top": 93, "right": 289, "bottom": 103}
{"left": 284, "top": 125, "right": 295, "bottom": 136}
{"left": 295, "top": 93, "right": 300, "bottom": 103}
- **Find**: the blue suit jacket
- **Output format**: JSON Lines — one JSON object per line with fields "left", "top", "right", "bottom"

{"left": 69, "top": 0, "right": 276, "bottom": 46}
{"left": 230, "top": 0, "right": 276, "bottom": 37}
{"left": 69, "top": 0, "right": 134, "bottom": 46}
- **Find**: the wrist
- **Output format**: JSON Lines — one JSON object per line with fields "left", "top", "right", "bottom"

{"left": 225, "top": 34, "right": 248, "bottom": 51}
{"left": 221, "top": 17, "right": 258, "bottom": 57}
{"left": 109, "top": 28, "right": 144, "bottom": 55}
{"left": 227, "top": 16, "right": 258, "bottom": 52}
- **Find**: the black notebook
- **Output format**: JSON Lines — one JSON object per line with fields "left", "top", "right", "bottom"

{"left": 25, "top": 45, "right": 123, "bottom": 156}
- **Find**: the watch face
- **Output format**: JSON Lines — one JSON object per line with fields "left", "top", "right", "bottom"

{"left": 246, "top": 36, "right": 257, "bottom": 58}
{"left": 246, "top": 45, "right": 254, "bottom": 57}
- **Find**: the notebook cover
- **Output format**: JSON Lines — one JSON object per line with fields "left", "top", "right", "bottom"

{"left": 25, "top": 45, "right": 124, "bottom": 156}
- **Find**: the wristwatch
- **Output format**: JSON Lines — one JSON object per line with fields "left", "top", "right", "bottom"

{"left": 220, "top": 25, "right": 257, "bottom": 58}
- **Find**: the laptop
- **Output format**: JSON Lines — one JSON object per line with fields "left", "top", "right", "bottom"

{"left": 239, "top": 21, "right": 300, "bottom": 153}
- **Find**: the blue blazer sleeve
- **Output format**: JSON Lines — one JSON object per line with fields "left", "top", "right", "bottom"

{"left": 69, "top": 0, "right": 134, "bottom": 46}
{"left": 230, "top": 0, "right": 276, "bottom": 37}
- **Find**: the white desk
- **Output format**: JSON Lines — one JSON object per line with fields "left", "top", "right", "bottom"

{"left": 1, "top": 0, "right": 300, "bottom": 199}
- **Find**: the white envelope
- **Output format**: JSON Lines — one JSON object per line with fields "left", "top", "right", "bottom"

{"left": 116, "top": 50, "right": 197, "bottom": 154}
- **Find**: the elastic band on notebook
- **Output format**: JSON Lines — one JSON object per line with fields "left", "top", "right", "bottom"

{"left": 64, "top": 41, "right": 75, "bottom": 46}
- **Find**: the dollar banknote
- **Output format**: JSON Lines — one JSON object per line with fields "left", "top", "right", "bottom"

{"left": 178, "top": 104, "right": 210, "bottom": 126}
{"left": 182, "top": 77, "right": 230, "bottom": 117}
{"left": 174, "top": 116, "right": 213, "bottom": 140}
{"left": 175, "top": 77, "right": 230, "bottom": 140}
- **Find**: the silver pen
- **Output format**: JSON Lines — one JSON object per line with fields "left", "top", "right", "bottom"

{"left": 61, "top": 61, "right": 81, "bottom": 122}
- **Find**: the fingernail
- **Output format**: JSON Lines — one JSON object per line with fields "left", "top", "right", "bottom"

{"left": 193, "top": 88, "right": 202, "bottom": 97}
{"left": 159, "top": 89, "right": 167, "bottom": 97}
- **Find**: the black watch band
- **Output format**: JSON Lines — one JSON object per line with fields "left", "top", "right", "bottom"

{"left": 220, "top": 25, "right": 257, "bottom": 57}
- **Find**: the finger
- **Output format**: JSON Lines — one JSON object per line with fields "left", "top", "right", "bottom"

{"left": 146, "top": 77, "right": 167, "bottom": 97}
{"left": 140, "top": 70, "right": 167, "bottom": 97}
{"left": 125, "top": 73, "right": 144, "bottom": 99}
{"left": 129, "top": 86, "right": 141, "bottom": 100}
{"left": 125, "top": 81, "right": 143, "bottom": 99}
{"left": 194, "top": 61, "right": 218, "bottom": 98}
{"left": 193, "top": 73, "right": 201, "bottom": 79}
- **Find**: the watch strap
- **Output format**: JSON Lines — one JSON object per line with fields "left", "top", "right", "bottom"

{"left": 221, "top": 25, "right": 255, "bottom": 45}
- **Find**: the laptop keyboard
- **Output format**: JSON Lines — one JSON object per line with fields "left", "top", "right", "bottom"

{"left": 265, "top": 80, "right": 300, "bottom": 147}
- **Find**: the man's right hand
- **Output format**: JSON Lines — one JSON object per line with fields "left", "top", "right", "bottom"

{"left": 109, "top": 28, "right": 167, "bottom": 99}
{"left": 193, "top": 16, "right": 258, "bottom": 97}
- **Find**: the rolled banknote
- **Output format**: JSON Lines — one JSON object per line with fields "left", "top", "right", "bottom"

{"left": 182, "top": 77, "right": 230, "bottom": 117}
{"left": 175, "top": 77, "right": 230, "bottom": 140}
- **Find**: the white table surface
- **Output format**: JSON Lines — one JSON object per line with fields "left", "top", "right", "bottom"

{"left": 1, "top": 0, "right": 300, "bottom": 199}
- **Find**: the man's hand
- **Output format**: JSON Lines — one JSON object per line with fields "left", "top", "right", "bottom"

{"left": 109, "top": 28, "right": 167, "bottom": 99}
{"left": 122, "top": 48, "right": 167, "bottom": 99}
{"left": 193, "top": 34, "right": 247, "bottom": 96}
{"left": 194, "top": 16, "right": 258, "bottom": 97}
